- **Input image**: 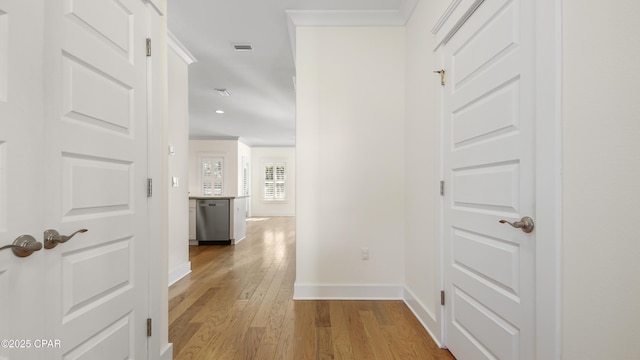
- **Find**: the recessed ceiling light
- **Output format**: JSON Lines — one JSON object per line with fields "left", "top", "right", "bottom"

{"left": 215, "top": 88, "right": 230, "bottom": 96}
{"left": 216, "top": 110, "right": 224, "bottom": 114}
{"left": 233, "top": 44, "right": 253, "bottom": 51}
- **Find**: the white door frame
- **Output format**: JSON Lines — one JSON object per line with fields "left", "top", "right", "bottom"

{"left": 532, "top": 0, "right": 563, "bottom": 358}
{"left": 144, "top": 1, "right": 173, "bottom": 359}
{"left": 433, "top": 0, "right": 562, "bottom": 358}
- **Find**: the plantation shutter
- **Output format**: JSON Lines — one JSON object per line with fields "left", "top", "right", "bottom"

{"left": 264, "top": 162, "right": 286, "bottom": 201}
{"left": 202, "top": 156, "right": 224, "bottom": 196}
{"left": 275, "top": 164, "right": 285, "bottom": 200}
{"left": 242, "top": 157, "right": 250, "bottom": 196}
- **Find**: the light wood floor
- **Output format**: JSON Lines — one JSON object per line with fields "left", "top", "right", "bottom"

{"left": 169, "top": 216, "right": 455, "bottom": 360}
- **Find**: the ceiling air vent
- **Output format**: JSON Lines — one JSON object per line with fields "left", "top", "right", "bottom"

{"left": 214, "top": 88, "right": 230, "bottom": 96}
{"left": 233, "top": 44, "right": 253, "bottom": 51}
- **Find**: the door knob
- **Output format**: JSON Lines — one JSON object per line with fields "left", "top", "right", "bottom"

{"left": 499, "top": 216, "right": 535, "bottom": 233}
{"left": 44, "top": 228, "right": 88, "bottom": 249}
{"left": 0, "top": 235, "right": 43, "bottom": 257}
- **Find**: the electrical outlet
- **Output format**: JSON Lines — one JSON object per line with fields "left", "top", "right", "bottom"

{"left": 361, "top": 247, "right": 369, "bottom": 260}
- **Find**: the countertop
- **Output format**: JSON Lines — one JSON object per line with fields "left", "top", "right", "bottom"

{"left": 189, "top": 195, "right": 251, "bottom": 200}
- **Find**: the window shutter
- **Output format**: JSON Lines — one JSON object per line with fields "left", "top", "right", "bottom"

{"left": 263, "top": 162, "right": 286, "bottom": 201}
{"left": 264, "top": 164, "right": 275, "bottom": 199}
{"left": 275, "top": 165, "right": 285, "bottom": 200}
{"left": 201, "top": 156, "right": 224, "bottom": 196}
{"left": 212, "top": 160, "right": 223, "bottom": 196}
{"left": 242, "top": 159, "right": 249, "bottom": 196}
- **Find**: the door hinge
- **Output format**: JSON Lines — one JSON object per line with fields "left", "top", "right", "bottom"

{"left": 147, "top": 318, "right": 152, "bottom": 337}
{"left": 147, "top": 178, "right": 153, "bottom": 197}
{"left": 434, "top": 69, "right": 446, "bottom": 85}
{"left": 440, "top": 180, "right": 445, "bottom": 196}
{"left": 146, "top": 38, "right": 152, "bottom": 57}
{"left": 441, "top": 290, "right": 445, "bottom": 306}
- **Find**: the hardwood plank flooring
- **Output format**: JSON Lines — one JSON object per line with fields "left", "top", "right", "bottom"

{"left": 169, "top": 216, "right": 455, "bottom": 360}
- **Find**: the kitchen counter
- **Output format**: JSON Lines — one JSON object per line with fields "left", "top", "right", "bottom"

{"left": 188, "top": 195, "right": 250, "bottom": 200}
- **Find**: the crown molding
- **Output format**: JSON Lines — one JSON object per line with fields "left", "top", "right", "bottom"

{"left": 167, "top": 30, "right": 198, "bottom": 65}
{"left": 189, "top": 136, "right": 240, "bottom": 141}
{"left": 286, "top": 0, "right": 418, "bottom": 63}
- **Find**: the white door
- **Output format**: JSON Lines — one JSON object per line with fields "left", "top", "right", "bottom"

{"left": 441, "top": 0, "right": 536, "bottom": 359}
{"left": 0, "top": 1, "right": 46, "bottom": 359}
{"left": 0, "top": 0, "right": 150, "bottom": 358}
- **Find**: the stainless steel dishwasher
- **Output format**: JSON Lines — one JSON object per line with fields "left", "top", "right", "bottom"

{"left": 195, "top": 199, "right": 231, "bottom": 244}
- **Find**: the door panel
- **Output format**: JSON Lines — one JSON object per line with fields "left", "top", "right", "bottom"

{"left": 452, "top": 161, "right": 520, "bottom": 212}
{"left": 63, "top": 0, "right": 132, "bottom": 54}
{"left": 62, "top": 55, "right": 133, "bottom": 133}
{"left": 443, "top": 0, "right": 535, "bottom": 359}
{"left": 61, "top": 313, "right": 134, "bottom": 360}
{"left": 61, "top": 155, "right": 133, "bottom": 215}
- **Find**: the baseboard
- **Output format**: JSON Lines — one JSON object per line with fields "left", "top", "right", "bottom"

{"left": 402, "top": 286, "right": 444, "bottom": 348}
{"left": 293, "top": 283, "right": 403, "bottom": 300}
{"left": 232, "top": 236, "right": 246, "bottom": 244}
{"left": 168, "top": 261, "right": 191, "bottom": 286}
{"left": 160, "top": 343, "right": 173, "bottom": 360}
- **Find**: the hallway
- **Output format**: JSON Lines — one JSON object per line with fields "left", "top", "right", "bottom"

{"left": 169, "top": 217, "right": 454, "bottom": 359}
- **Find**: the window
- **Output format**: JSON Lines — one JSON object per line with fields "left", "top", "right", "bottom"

{"left": 200, "top": 155, "right": 224, "bottom": 196}
{"left": 263, "top": 162, "right": 286, "bottom": 201}
{"left": 242, "top": 156, "right": 250, "bottom": 196}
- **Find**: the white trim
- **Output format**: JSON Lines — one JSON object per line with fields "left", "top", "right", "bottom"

{"left": 286, "top": 0, "right": 418, "bottom": 63}
{"left": 167, "top": 31, "right": 197, "bottom": 65}
{"left": 402, "top": 286, "right": 444, "bottom": 348}
{"left": 160, "top": 343, "right": 173, "bottom": 360}
{"left": 434, "top": 49, "right": 446, "bottom": 346}
{"left": 143, "top": 0, "right": 165, "bottom": 16}
{"left": 286, "top": 9, "right": 407, "bottom": 27}
{"left": 146, "top": 5, "right": 168, "bottom": 360}
{"left": 431, "top": 0, "right": 484, "bottom": 49}
{"left": 293, "top": 284, "right": 403, "bottom": 300}
{"left": 431, "top": 0, "right": 463, "bottom": 34}
{"left": 397, "top": 0, "right": 419, "bottom": 23}
{"left": 168, "top": 261, "right": 191, "bottom": 286}
{"left": 534, "top": 0, "right": 563, "bottom": 358}
{"left": 232, "top": 236, "right": 246, "bottom": 245}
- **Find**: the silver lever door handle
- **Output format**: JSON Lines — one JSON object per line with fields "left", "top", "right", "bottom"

{"left": 44, "top": 229, "right": 88, "bottom": 249}
{"left": 499, "top": 217, "right": 535, "bottom": 233}
{"left": 0, "top": 235, "right": 43, "bottom": 257}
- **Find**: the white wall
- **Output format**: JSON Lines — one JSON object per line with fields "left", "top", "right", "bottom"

{"left": 167, "top": 45, "right": 191, "bottom": 284}
{"left": 403, "top": 0, "right": 452, "bottom": 343}
{"left": 188, "top": 140, "right": 239, "bottom": 197}
{"left": 295, "top": 26, "right": 406, "bottom": 298}
{"left": 251, "top": 147, "right": 296, "bottom": 216}
{"left": 562, "top": 1, "right": 640, "bottom": 358}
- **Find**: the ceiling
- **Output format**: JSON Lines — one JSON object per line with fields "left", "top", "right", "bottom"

{"left": 167, "top": 0, "right": 409, "bottom": 147}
